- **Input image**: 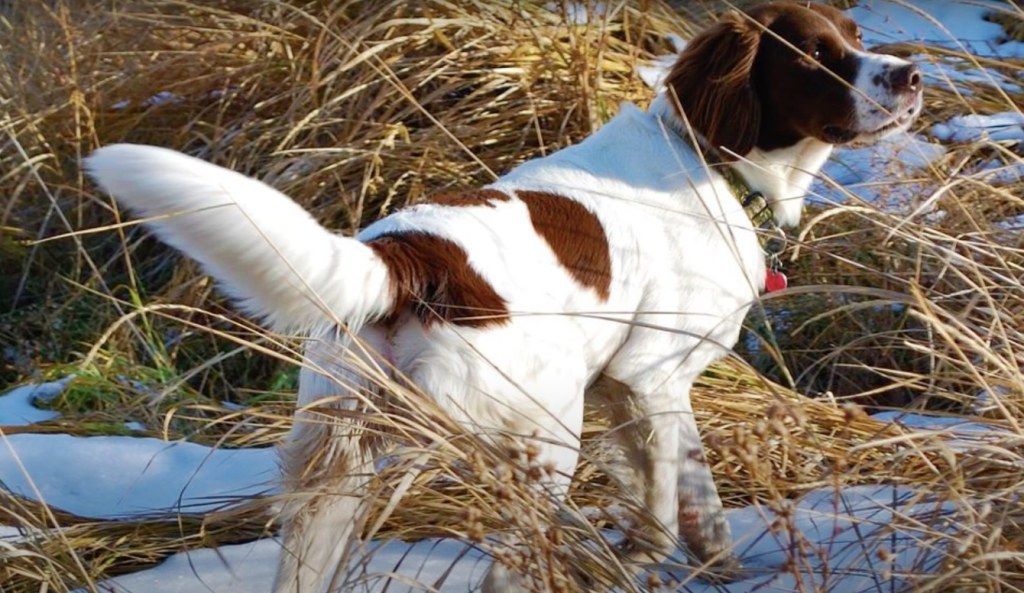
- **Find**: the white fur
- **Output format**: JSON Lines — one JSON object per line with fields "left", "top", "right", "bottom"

{"left": 85, "top": 144, "right": 394, "bottom": 334}
{"left": 85, "top": 39, "right": 919, "bottom": 592}
{"left": 852, "top": 51, "right": 925, "bottom": 142}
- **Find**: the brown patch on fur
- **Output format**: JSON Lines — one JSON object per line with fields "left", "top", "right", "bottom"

{"left": 516, "top": 190, "right": 611, "bottom": 300}
{"left": 367, "top": 232, "right": 509, "bottom": 328}
{"left": 666, "top": 10, "right": 762, "bottom": 158}
{"left": 423, "top": 189, "right": 510, "bottom": 208}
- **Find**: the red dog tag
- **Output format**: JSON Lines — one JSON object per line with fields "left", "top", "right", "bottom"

{"left": 765, "top": 269, "right": 788, "bottom": 292}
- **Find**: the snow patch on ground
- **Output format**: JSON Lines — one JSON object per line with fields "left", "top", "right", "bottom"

{"left": 873, "top": 411, "right": 1009, "bottom": 436}
{"left": 972, "top": 161, "right": 1024, "bottom": 185}
{"left": 0, "top": 415, "right": 955, "bottom": 593}
{"left": 0, "top": 379, "right": 70, "bottom": 426}
{"left": 811, "top": 134, "right": 947, "bottom": 208}
{"left": 85, "top": 537, "right": 491, "bottom": 593}
{"left": 913, "top": 54, "right": 1022, "bottom": 95}
{"left": 850, "top": 0, "right": 1024, "bottom": 94}
{"left": 995, "top": 213, "right": 1024, "bottom": 230}
{"left": 872, "top": 411, "right": 1016, "bottom": 453}
{"left": 851, "top": 0, "right": 1024, "bottom": 59}
{"left": 932, "top": 112, "right": 1024, "bottom": 144}
{"left": 82, "top": 485, "right": 952, "bottom": 593}
{"left": 0, "top": 434, "right": 278, "bottom": 518}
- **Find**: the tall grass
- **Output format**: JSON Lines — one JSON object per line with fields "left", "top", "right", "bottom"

{"left": 2, "top": 0, "right": 1024, "bottom": 591}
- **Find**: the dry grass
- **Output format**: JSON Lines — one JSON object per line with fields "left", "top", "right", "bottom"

{"left": 3, "top": 0, "right": 1024, "bottom": 592}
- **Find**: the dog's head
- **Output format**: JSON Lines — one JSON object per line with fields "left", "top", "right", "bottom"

{"left": 666, "top": 1, "right": 923, "bottom": 157}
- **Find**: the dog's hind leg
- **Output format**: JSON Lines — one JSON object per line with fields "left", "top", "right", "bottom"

{"left": 591, "top": 371, "right": 682, "bottom": 564}
{"left": 272, "top": 340, "right": 386, "bottom": 593}
{"left": 425, "top": 341, "right": 586, "bottom": 593}
{"left": 478, "top": 406, "right": 585, "bottom": 593}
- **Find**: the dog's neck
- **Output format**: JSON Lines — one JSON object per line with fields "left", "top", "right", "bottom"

{"left": 649, "top": 93, "right": 832, "bottom": 228}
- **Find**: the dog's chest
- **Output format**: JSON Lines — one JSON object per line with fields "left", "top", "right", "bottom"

{"left": 606, "top": 185, "right": 765, "bottom": 342}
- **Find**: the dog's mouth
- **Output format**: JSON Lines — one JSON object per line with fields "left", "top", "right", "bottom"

{"left": 823, "top": 93, "right": 924, "bottom": 146}
{"left": 862, "top": 95, "right": 923, "bottom": 137}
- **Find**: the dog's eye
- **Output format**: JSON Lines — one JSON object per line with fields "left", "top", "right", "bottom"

{"left": 802, "top": 44, "right": 823, "bottom": 65}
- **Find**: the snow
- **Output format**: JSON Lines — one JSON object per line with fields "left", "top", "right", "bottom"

{"left": 872, "top": 411, "right": 1017, "bottom": 454}
{"left": 81, "top": 485, "right": 951, "bottom": 593}
{"left": 926, "top": 112, "right": 1024, "bottom": 203}
{"left": 711, "top": 486, "right": 950, "bottom": 593}
{"left": 872, "top": 411, "right": 1008, "bottom": 437}
{"left": 0, "top": 415, "right": 954, "bottom": 592}
{"left": 0, "top": 434, "right": 278, "bottom": 518}
{"left": 974, "top": 161, "right": 1024, "bottom": 185}
{"left": 925, "top": 111, "right": 1024, "bottom": 202}
{"left": 932, "top": 112, "right": 1024, "bottom": 144}
{"left": 812, "top": 135, "right": 947, "bottom": 207}
{"left": 850, "top": 0, "right": 1024, "bottom": 59}
{"left": 912, "top": 54, "right": 1023, "bottom": 95}
{"left": 85, "top": 537, "right": 492, "bottom": 593}
{"left": 850, "top": 0, "right": 1024, "bottom": 94}
{"left": 0, "top": 378, "right": 70, "bottom": 426}
{"left": 110, "top": 91, "right": 185, "bottom": 111}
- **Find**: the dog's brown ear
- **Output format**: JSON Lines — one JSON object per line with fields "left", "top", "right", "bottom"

{"left": 665, "top": 11, "right": 762, "bottom": 158}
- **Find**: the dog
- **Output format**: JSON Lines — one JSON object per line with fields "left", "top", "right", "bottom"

{"left": 84, "top": 2, "right": 922, "bottom": 591}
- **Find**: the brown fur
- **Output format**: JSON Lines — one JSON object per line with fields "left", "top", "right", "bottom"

{"left": 517, "top": 190, "right": 612, "bottom": 300}
{"left": 367, "top": 232, "right": 510, "bottom": 328}
{"left": 424, "top": 189, "right": 511, "bottom": 208}
{"left": 666, "top": 10, "right": 762, "bottom": 158}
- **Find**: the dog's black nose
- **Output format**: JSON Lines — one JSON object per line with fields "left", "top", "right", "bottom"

{"left": 892, "top": 64, "right": 922, "bottom": 94}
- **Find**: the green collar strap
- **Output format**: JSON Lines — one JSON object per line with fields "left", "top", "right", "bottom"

{"left": 686, "top": 136, "right": 777, "bottom": 231}
{"left": 684, "top": 133, "right": 790, "bottom": 292}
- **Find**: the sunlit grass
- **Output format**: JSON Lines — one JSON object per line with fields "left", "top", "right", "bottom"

{"left": 2, "top": 0, "right": 1024, "bottom": 591}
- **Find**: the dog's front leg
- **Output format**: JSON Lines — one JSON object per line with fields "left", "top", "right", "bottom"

{"left": 600, "top": 366, "right": 684, "bottom": 562}
{"left": 677, "top": 406, "right": 740, "bottom": 575}
{"left": 601, "top": 358, "right": 739, "bottom": 578}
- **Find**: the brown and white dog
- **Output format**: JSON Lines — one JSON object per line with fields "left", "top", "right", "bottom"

{"left": 85, "top": 2, "right": 922, "bottom": 592}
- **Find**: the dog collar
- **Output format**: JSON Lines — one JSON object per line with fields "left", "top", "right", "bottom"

{"left": 716, "top": 166, "right": 774, "bottom": 230}
{"left": 686, "top": 135, "right": 789, "bottom": 292}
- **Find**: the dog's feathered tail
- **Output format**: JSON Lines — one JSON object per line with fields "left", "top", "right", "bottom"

{"left": 85, "top": 143, "right": 394, "bottom": 333}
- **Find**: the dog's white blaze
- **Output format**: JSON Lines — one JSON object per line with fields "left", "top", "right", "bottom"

{"left": 852, "top": 50, "right": 921, "bottom": 135}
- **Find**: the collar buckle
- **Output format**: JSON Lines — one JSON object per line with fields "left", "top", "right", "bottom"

{"left": 741, "top": 191, "right": 774, "bottom": 230}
